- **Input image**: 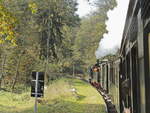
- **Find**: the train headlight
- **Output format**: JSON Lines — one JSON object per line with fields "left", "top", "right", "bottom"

{"left": 93, "top": 67, "right": 99, "bottom": 72}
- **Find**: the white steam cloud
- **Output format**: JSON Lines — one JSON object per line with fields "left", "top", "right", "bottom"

{"left": 95, "top": 0, "right": 130, "bottom": 58}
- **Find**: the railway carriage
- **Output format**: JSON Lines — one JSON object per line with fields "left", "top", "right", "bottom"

{"left": 109, "top": 59, "right": 120, "bottom": 113}
{"left": 99, "top": 60, "right": 109, "bottom": 92}
{"left": 120, "top": 0, "right": 150, "bottom": 113}
{"left": 89, "top": 0, "right": 150, "bottom": 113}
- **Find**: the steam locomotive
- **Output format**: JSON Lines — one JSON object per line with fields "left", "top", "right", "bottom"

{"left": 89, "top": 0, "right": 150, "bottom": 113}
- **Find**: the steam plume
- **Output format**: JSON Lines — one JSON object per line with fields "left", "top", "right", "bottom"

{"left": 95, "top": 0, "right": 129, "bottom": 58}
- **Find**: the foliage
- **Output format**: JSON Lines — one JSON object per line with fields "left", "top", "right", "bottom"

{"left": 0, "top": 0, "right": 117, "bottom": 90}
{"left": 34, "top": 0, "right": 79, "bottom": 60}
{"left": 73, "top": 15, "right": 107, "bottom": 66}
{"left": 73, "top": 0, "right": 117, "bottom": 72}
{"left": 28, "top": 2, "right": 37, "bottom": 14}
{"left": 0, "top": 3, "right": 17, "bottom": 46}
{"left": 0, "top": 0, "right": 80, "bottom": 89}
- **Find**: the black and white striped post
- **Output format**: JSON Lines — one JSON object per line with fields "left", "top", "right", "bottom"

{"left": 31, "top": 72, "right": 44, "bottom": 113}
{"left": 34, "top": 72, "right": 38, "bottom": 113}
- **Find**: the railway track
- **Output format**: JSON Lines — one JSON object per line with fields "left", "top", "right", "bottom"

{"left": 90, "top": 82, "right": 118, "bottom": 113}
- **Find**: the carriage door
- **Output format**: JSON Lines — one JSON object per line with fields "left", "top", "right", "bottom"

{"left": 131, "top": 44, "right": 140, "bottom": 113}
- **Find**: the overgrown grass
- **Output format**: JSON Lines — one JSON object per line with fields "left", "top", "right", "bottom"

{"left": 0, "top": 78, "right": 106, "bottom": 113}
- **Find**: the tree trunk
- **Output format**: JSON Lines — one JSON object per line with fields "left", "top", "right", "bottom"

{"left": 44, "top": 19, "right": 51, "bottom": 85}
{"left": 11, "top": 54, "right": 22, "bottom": 92}
{"left": 0, "top": 55, "right": 7, "bottom": 88}
{"left": 44, "top": 59, "right": 49, "bottom": 85}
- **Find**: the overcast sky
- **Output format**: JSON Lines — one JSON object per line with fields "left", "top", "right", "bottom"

{"left": 76, "top": 0, "right": 96, "bottom": 17}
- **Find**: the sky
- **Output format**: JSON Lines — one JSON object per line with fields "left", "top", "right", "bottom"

{"left": 76, "top": 0, "right": 96, "bottom": 17}
{"left": 77, "top": 0, "right": 130, "bottom": 58}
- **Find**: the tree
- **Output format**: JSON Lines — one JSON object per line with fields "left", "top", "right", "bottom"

{"left": 0, "top": 2, "right": 17, "bottom": 46}
{"left": 0, "top": 0, "right": 80, "bottom": 89}
{"left": 73, "top": 0, "right": 117, "bottom": 74}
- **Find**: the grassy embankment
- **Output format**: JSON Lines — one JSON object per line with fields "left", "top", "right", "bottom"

{"left": 0, "top": 78, "right": 106, "bottom": 113}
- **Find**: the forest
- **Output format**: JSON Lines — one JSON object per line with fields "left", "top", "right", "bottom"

{"left": 0, "top": 0, "right": 117, "bottom": 92}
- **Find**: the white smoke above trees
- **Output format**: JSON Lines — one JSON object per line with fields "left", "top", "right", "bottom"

{"left": 95, "top": 0, "right": 129, "bottom": 58}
